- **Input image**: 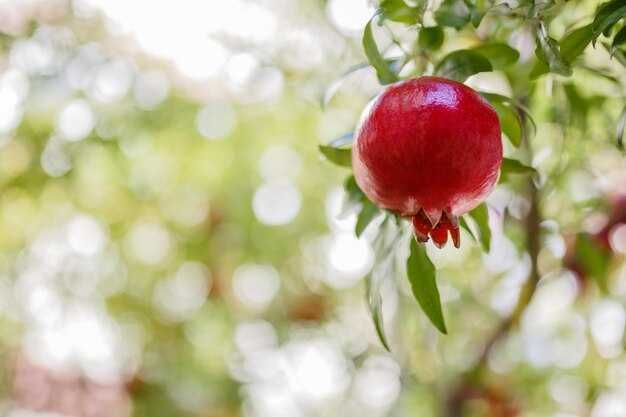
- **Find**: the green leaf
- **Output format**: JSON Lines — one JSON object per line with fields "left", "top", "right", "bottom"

{"left": 493, "top": 101, "right": 522, "bottom": 147}
{"left": 612, "top": 26, "right": 626, "bottom": 50}
{"left": 320, "top": 131, "right": 353, "bottom": 163}
{"left": 344, "top": 175, "right": 364, "bottom": 202}
{"left": 535, "top": 22, "right": 572, "bottom": 76}
{"left": 617, "top": 104, "right": 626, "bottom": 150}
{"left": 608, "top": 42, "right": 626, "bottom": 65}
{"left": 531, "top": 24, "right": 593, "bottom": 79}
{"left": 459, "top": 216, "right": 478, "bottom": 242}
{"left": 481, "top": 93, "right": 533, "bottom": 147}
{"left": 363, "top": 17, "right": 400, "bottom": 85}
{"left": 501, "top": 158, "right": 537, "bottom": 175}
{"left": 340, "top": 175, "right": 366, "bottom": 217}
{"left": 472, "top": 43, "right": 520, "bottom": 68}
{"left": 380, "top": 0, "right": 421, "bottom": 24}
{"left": 468, "top": 0, "right": 487, "bottom": 27}
{"left": 321, "top": 63, "right": 369, "bottom": 108}
{"left": 435, "top": 49, "right": 492, "bottom": 82}
{"left": 406, "top": 239, "right": 447, "bottom": 334}
{"left": 529, "top": 60, "right": 549, "bottom": 79}
{"left": 468, "top": 203, "right": 491, "bottom": 252}
{"left": 579, "top": 64, "right": 622, "bottom": 84}
{"left": 365, "top": 220, "right": 401, "bottom": 351}
{"left": 561, "top": 24, "right": 594, "bottom": 61}
{"left": 592, "top": 0, "right": 626, "bottom": 41}
{"left": 500, "top": 157, "right": 537, "bottom": 182}
{"left": 575, "top": 233, "right": 610, "bottom": 293}
{"left": 499, "top": 94, "right": 535, "bottom": 137}
{"left": 319, "top": 145, "right": 352, "bottom": 167}
{"left": 366, "top": 270, "right": 392, "bottom": 350}
{"left": 356, "top": 200, "right": 380, "bottom": 237}
{"left": 328, "top": 132, "right": 354, "bottom": 148}
{"left": 435, "top": 0, "right": 470, "bottom": 29}
{"left": 322, "top": 59, "right": 404, "bottom": 108}
{"left": 418, "top": 26, "right": 444, "bottom": 51}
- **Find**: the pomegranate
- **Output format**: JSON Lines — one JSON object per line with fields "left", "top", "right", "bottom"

{"left": 352, "top": 76, "right": 502, "bottom": 247}
{"left": 564, "top": 194, "right": 626, "bottom": 292}
{"left": 592, "top": 194, "right": 626, "bottom": 251}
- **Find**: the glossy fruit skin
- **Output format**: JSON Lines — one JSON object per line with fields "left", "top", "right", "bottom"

{"left": 352, "top": 76, "right": 502, "bottom": 247}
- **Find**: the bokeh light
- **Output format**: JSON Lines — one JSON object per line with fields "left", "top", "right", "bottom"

{"left": 196, "top": 102, "right": 237, "bottom": 140}
{"left": 232, "top": 264, "right": 281, "bottom": 312}
{"left": 253, "top": 181, "right": 302, "bottom": 226}
{"left": 0, "top": 1, "right": 624, "bottom": 417}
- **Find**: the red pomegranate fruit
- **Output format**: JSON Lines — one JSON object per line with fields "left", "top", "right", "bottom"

{"left": 352, "top": 76, "right": 502, "bottom": 248}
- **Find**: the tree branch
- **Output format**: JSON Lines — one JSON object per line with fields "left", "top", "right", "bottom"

{"left": 443, "top": 178, "right": 541, "bottom": 417}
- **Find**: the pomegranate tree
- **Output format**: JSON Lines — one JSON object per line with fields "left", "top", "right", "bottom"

{"left": 317, "top": 0, "right": 626, "bottom": 415}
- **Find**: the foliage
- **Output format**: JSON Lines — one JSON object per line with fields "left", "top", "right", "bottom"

{"left": 0, "top": 1, "right": 625, "bottom": 417}
{"left": 319, "top": 0, "right": 626, "bottom": 344}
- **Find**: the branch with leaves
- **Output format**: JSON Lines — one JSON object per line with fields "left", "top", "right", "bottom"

{"left": 318, "top": 0, "right": 626, "bottom": 414}
{"left": 320, "top": 0, "right": 625, "bottom": 341}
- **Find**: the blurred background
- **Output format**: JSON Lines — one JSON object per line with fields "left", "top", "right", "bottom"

{"left": 0, "top": 1, "right": 625, "bottom": 417}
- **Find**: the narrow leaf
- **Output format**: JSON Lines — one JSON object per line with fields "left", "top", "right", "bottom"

{"left": 483, "top": 93, "right": 536, "bottom": 138}
{"left": 531, "top": 24, "right": 593, "bottom": 79}
{"left": 380, "top": 0, "right": 421, "bottom": 24}
{"left": 340, "top": 175, "right": 366, "bottom": 217}
{"left": 606, "top": 41, "right": 626, "bottom": 65}
{"left": 470, "top": 2, "right": 486, "bottom": 27}
{"left": 319, "top": 145, "right": 352, "bottom": 167}
{"left": 579, "top": 64, "right": 622, "bottom": 84}
{"left": 481, "top": 93, "right": 533, "bottom": 147}
{"left": 367, "top": 271, "right": 392, "bottom": 350}
{"left": 366, "top": 255, "right": 391, "bottom": 351}
{"left": 592, "top": 0, "right": 626, "bottom": 40}
{"left": 356, "top": 200, "right": 380, "bottom": 237}
{"left": 328, "top": 132, "right": 354, "bottom": 148}
{"left": 480, "top": 93, "right": 531, "bottom": 113}
{"left": 407, "top": 239, "right": 447, "bottom": 334}
{"left": 535, "top": 22, "right": 572, "bottom": 76}
{"left": 418, "top": 26, "right": 445, "bottom": 51}
{"left": 322, "top": 59, "right": 404, "bottom": 108}
{"left": 459, "top": 216, "right": 478, "bottom": 242}
{"left": 435, "top": 0, "right": 470, "bottom": 29}
{"left": 561, "top": 24, "right": 594, "bottom": 61}
{"left": 529, "top": 60, "right": 549, "bottom": 79}
{"left": 492, "top": 101, "right": 522, "bottom": 147}
{"left": 321, "top": 63, "right": 369, "bottom": 108}
{"left": 344, "top": 175, "right": 364, "bottom": 201}
{"left": 363, "top": 17, "right": 399, "bottom": 85}
{"left": 612, "top": 26, "right": 626, "bottom": 50}
{"left": 435, "top": 49, "right": 492, "bottom": 82}
{"left": 472, "top": 43, "right": 520, "bottom": 68}
{"left": 500, "top": 157, "right": 537, "bottom": 182}
{"left": 365, "top": 222, "right": 400, "bottom": 351}
{"left": 468, "top": 204, "right": 490, "bottom": 252}
{"left": 617, "top": 104, "right": 626, "bottom": 150}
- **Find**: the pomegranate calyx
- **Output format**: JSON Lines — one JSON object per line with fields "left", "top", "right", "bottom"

{"left": 411, "top": 209, "right": 460, "bottom": 249}
{"left": 423, "top": 208, "right": 443, "bottom": 227}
